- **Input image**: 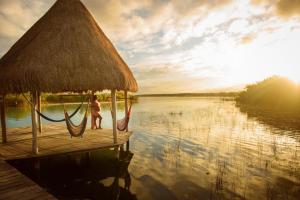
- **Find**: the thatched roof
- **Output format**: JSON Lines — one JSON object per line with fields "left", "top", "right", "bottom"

{"left": 0, "top": 0, "right": 138, "bottom": 93}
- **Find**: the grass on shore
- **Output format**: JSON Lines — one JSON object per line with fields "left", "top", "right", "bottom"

{"left": 5, "top": 92, "right": 137, "bottom": 107}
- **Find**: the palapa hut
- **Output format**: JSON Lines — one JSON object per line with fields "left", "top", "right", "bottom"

{"left": 0, "top": 0, "right": 138, "bottom": 154}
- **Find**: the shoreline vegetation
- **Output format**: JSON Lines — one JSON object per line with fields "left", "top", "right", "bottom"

{"left": 236, "top": 76, "right": 300, "bottom": 130}
{"left": 5, "top": 92, "right": 137, "bottom": 107}
{"left": 236, "top": 76, "right": 300, "bottom": 111}
{"left": 5, "top": 92, "right": 238, "bottom": 107}
{"left": 5, "top": 76, "right": 299, "bottom": 113}
{"left": 4, "top": 77, "right": 300, "bottom": 130}
{"left": 137, "top": 92, "right": 238, "bottom": 97}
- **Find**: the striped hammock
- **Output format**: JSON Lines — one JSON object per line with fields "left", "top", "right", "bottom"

{"left": 117, "top": 105, "right": 132, "bottom": 131}
{"left": 64, "top": 102, "right": 89, "bottom": 137}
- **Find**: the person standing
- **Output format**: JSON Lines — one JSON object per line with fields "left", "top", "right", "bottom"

{"left": 91, "top": 95, "right": 102, "bottom": 129}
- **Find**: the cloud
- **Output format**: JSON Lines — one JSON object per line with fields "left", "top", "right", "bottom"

{"left": 0, "top": 0, "right": 54, "bottom": 55}
{"left": 0, "top": 0, "right": 54, "bottom": 37}
{"left": 131, "top": 52, "right": 226, "bottom": 93}
{"left": 0, "top": 16, "right": 21, "bottom": 38}
{"left": 240, "top": 34, "right": 256, "bottom": 44}
{"left": 276, "top": 0, "right": 300, "bottom": 17}
{"left": 139, "top": 76, "right": 217, "bottom": 94}
{"left": 1, "top": 0, "right": 300, "bottom": 93}
{"left": 134, "top": 64, "right": 177, "bottom": 80}
{"left": 0, "top": 0, "right": 234, "bottom": 56}
{"left": 81, "top": 0, "right": 233, "bottom": 47}
{"left": 251, "top": 0, "right": 300, "bottom": 18}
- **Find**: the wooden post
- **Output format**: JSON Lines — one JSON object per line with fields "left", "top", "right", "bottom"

{"left": 90, "top": 91, "right": 94, "bottom": 129}
{"left": 0, "top": 94, "right": 7, "bottom": 143}
{"left": 37, "top": 92, "right": 42, "bottom": 133}
{"left": 124, "top": 90, "right": 130, "bottom": 150}
{"left": 31, "top": 91, "right": 38, "bottom": 154}
{"left": 124, "top": 90, "right": 128, "bottom": 132}
{"left": 111, "top": 89, "right": 117, "bottom": 143}
{"left": 126, "top": 140, "right": 130, "bottom": 152}
{"left": 114, "top": 146, "right": 120, "bottom": 159}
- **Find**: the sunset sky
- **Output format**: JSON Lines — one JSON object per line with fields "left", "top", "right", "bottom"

{"left": 0, "top": 0, "right": 300, "bottom": 94}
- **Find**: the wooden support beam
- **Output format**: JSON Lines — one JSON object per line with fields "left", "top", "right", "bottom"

{"left": 37, "top": 92, "right": 42, "bottom": 133}
{"left": 0, "top": 94, "right": 7, "bottom": 143}
{"left": 90, "top": 91, "right": 94, "bottom": 129}
{"left": 114, "top": 146, "right": 120, "bottom": 159}
{"left": 126, "top": 140, "right": 130, "bottom": 152}
{"left": 124, "top": 90, "right": 129, "bottom": 132}
{"left": 31, "top": 91, "right": 38, "bottom": 154}
{"left": 111, "top": 89, "right": 117, "bottom": 143}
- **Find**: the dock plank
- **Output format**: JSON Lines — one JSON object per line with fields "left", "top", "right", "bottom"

{"left": 0, "top": 124, "right": 132, "bottom": 199}
{"left": 0, "top": 124, "right": 132, "bottom": 160}
{"left": 0, "top": 160, "right": 57, "bottom": 200}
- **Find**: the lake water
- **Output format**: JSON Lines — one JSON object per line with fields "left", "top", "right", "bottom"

{"left": 6, "top": 97, "right": 300, "bottom": 200}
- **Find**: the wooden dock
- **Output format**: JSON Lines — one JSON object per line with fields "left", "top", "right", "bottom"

{"left": 0, "top": 124, "right": 132, "bottom": 160}
{"left": 0, "top": 160, "right": 56, "bottom": 200}
{"left": 0, "top": 124, "right": 132, "bottom": 199}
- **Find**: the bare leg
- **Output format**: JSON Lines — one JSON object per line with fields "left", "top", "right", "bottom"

{"left": 98, "top": 115, "right": 102, "bottom": 129}
{"left": 91, "top": 115, "right": 94, "bottom": 129}
{"left": 91, "top": 115, "right": 97, "bottom": 129}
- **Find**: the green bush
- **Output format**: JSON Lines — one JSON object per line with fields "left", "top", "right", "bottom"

{"left": 5, "top": 94, "right": 28, "bottom": 107}
{"left": 236, "top": 76, "right": 300, "bottom": 112}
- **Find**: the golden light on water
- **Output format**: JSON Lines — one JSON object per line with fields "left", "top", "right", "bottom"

{"left": 129, "top": 97, "right": 300, "bottom": 199}
{"left": 6, "top": 97, "right": 300, "bottom": 199}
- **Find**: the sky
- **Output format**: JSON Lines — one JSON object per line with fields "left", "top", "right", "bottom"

{"left": 0, "top": 0, "right": 300, "bottom": 94}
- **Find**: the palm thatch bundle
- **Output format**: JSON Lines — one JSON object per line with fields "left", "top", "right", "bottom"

{"left": 0, "top": 0, "right": 138, "bottom": 94}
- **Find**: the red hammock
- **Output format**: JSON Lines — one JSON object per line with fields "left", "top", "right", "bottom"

{"left": 117, "top": 105, "right": 132, "bottom": 131}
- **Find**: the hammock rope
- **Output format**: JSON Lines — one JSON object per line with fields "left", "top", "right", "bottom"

{"left": 22, "top": 93, "right": 84, "bottom": 122}
{"left": 37, "top": 104, "right": 83, "bottom": 122}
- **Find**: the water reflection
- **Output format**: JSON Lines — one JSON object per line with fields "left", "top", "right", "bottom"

{"left": 5, "top": 97, "right": 300, "bottom": 200}
{"left": 6, "top": 102, "right": 127, "bottom": 128}
{"left": 238, "top": 103, "right": 300, "bottom": 135}
{"left": 9, "top": 148, "right": 136, "bottom": 200}
{"left": 129, "top": 97, "right": 300, "bottom": 200}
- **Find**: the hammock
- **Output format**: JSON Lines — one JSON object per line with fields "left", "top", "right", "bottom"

{"left": 64, "top": 102, "right": 89, "bottom": 137}
{"left": 117, "top": 105, "right": 132, "bottom": 131}
{"left": 22, "top": 93, "right": 83, "bottom": 122}
{"left": 37, "top": 103, "right": 82, "bottom": 122}
{"left": 22, "top": 92, "right": 89, "bottom": 137}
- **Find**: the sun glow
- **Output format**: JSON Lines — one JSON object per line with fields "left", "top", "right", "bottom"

{"left": 288, "top": 74, "right": 300, "bottom": 84}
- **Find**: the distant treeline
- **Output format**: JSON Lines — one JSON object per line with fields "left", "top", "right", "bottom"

{"left": 236, "top": 76, "right": 300, "bottom": 113}
{"left": 5, "top": 92, "right": 137, "bottom": 107}
{"left": 137, "top": 92, "right": 238, "bottom": 97}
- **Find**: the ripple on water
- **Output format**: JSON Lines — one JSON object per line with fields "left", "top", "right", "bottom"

{"left": 6, "top": 97, "right": 300, "bottom": 200}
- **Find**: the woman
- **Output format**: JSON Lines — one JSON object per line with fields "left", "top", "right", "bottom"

{"left": 91, "top": 95, "right": 102, "bottom": 129}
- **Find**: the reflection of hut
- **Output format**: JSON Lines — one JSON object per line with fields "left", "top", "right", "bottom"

{"left": 0, "top": 0, "right": 138, "bottom": 154}
{"left": 8, "top": 149, "right": 136, "bottom": 199}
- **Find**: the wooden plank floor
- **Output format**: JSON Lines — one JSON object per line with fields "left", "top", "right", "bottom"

{"left": 0, "top": 124, "right": 132, "bottom": 199}
{"left": 0, "top": 124, "right": 132, "bottom": 160}
{"left": 0, "top": 160, "right": 57, "bottom": 200}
